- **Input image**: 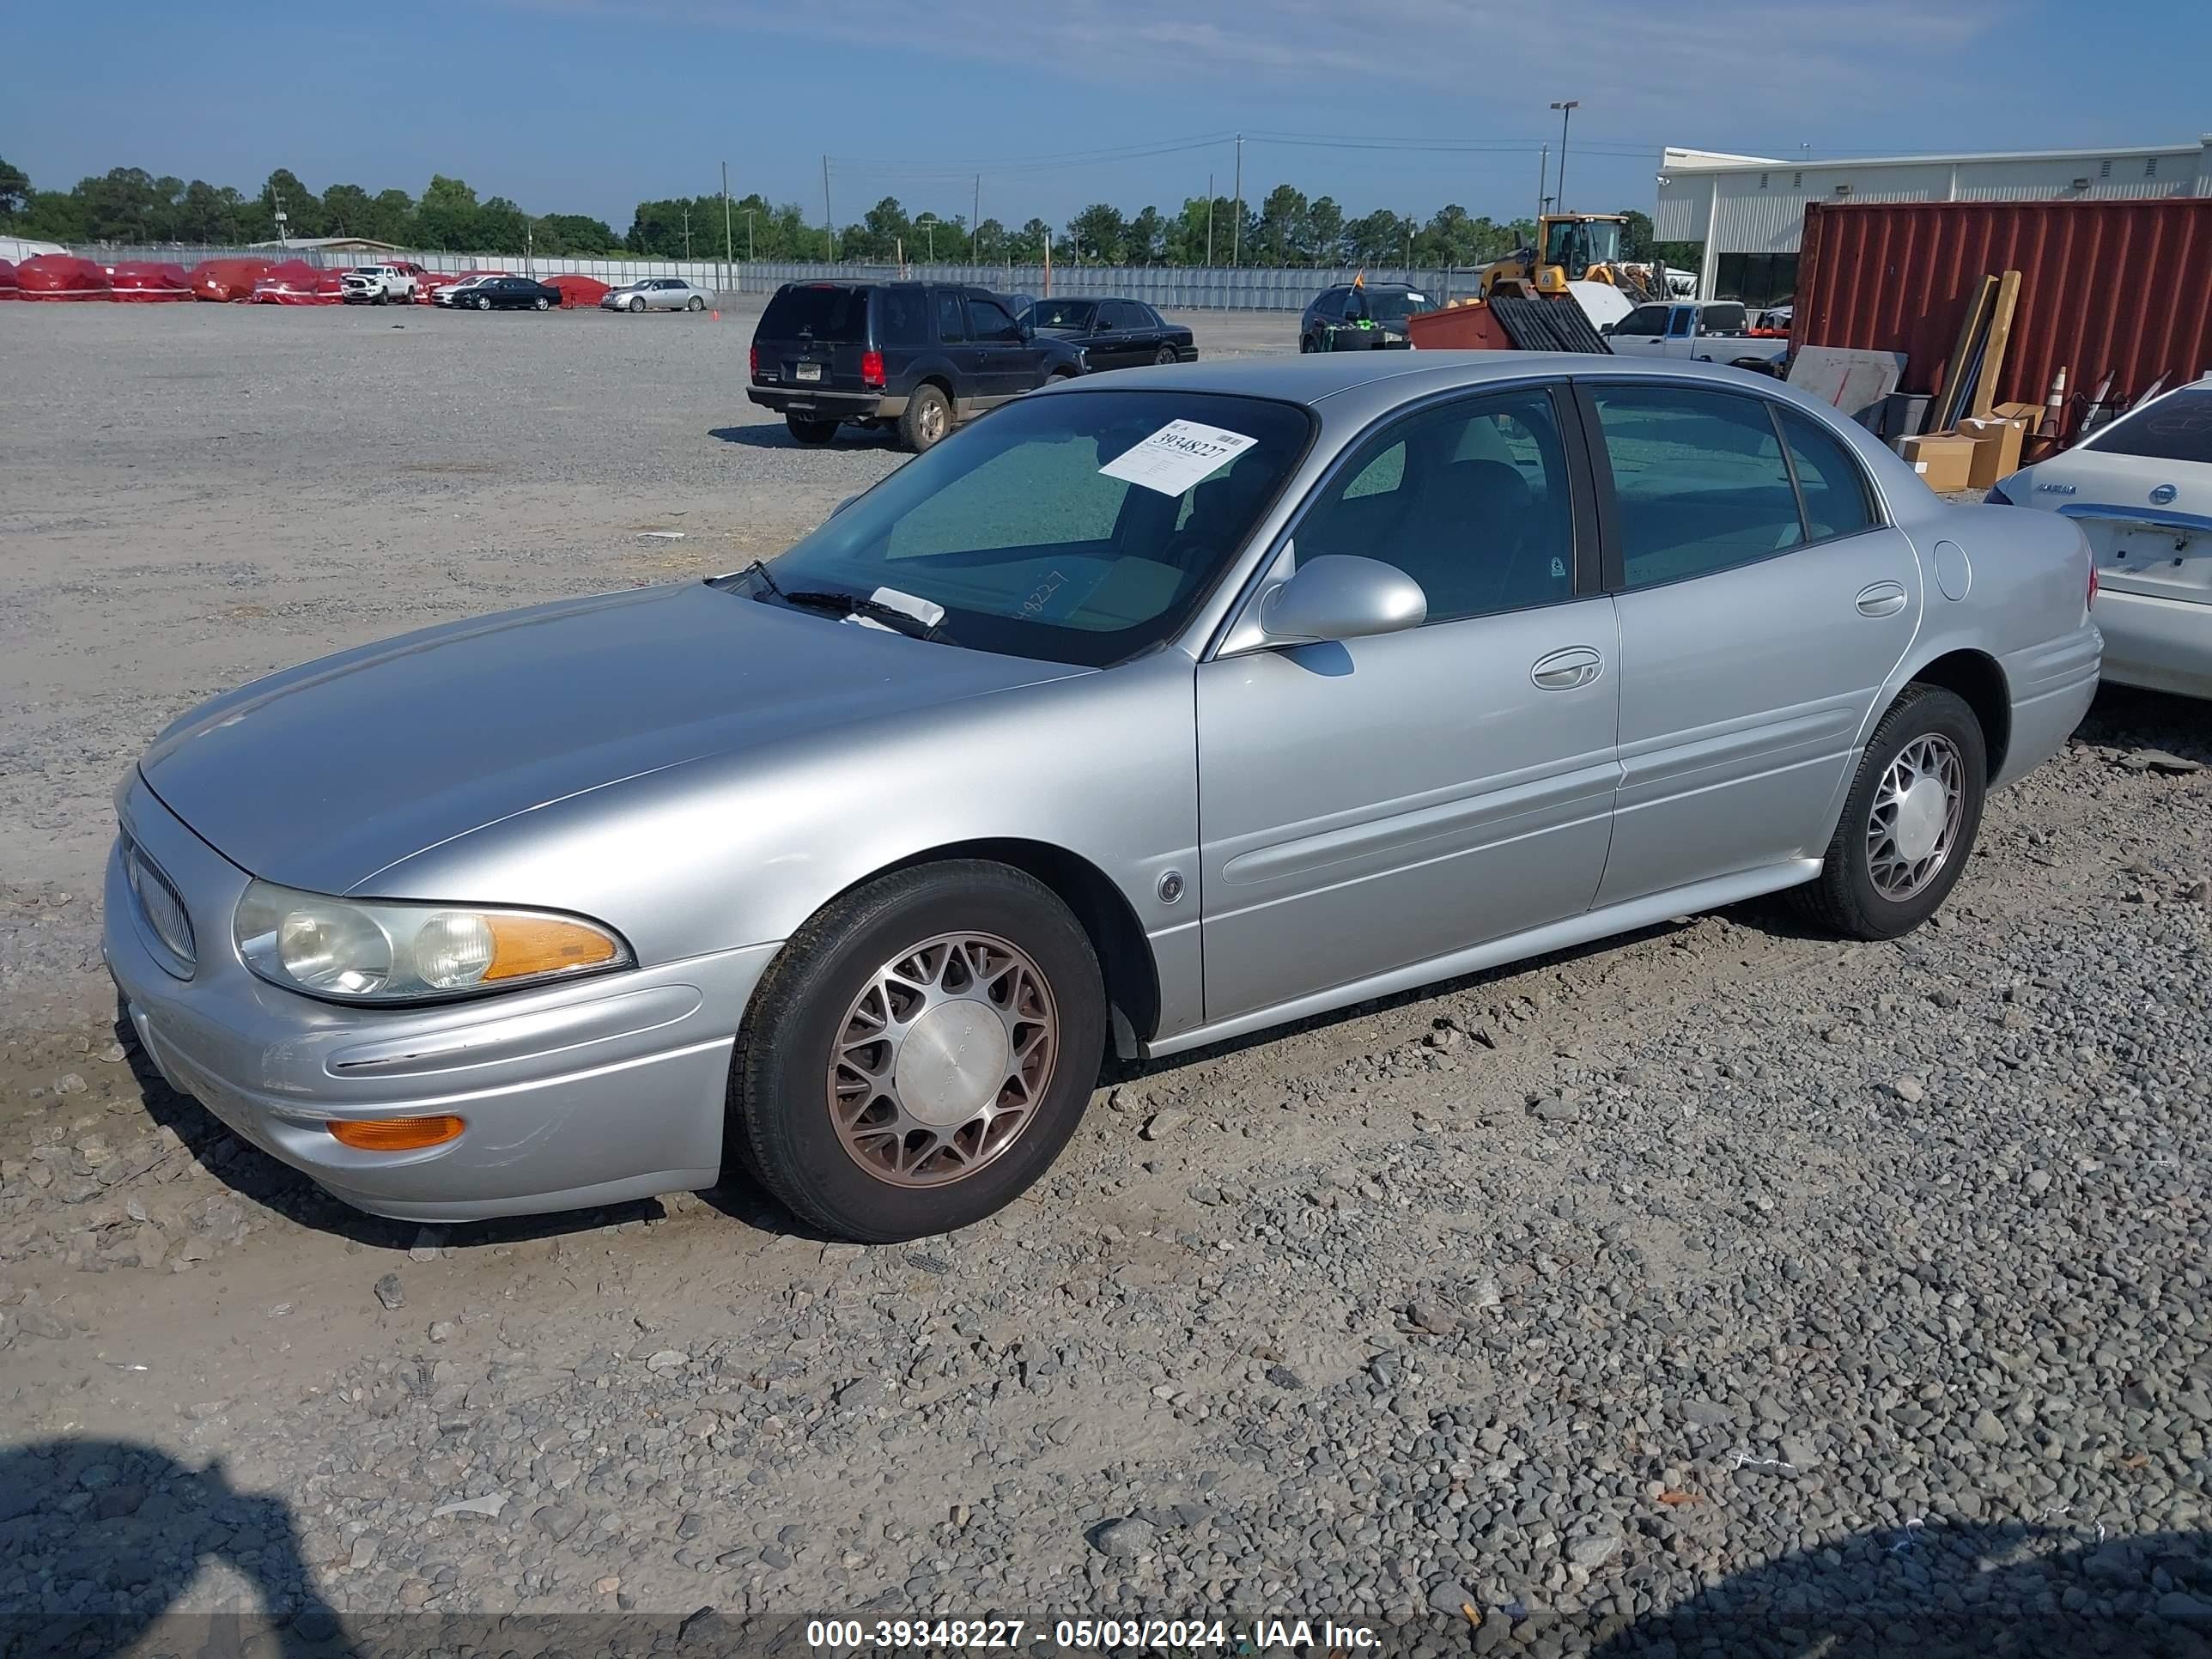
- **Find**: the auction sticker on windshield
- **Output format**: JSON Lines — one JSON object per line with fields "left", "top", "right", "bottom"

{"left": 1098, "top": 421, "right": 1257, "bottom": 496}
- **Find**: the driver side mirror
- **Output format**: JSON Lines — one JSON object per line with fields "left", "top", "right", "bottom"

{"left": 1256, "top": 555, "right": 1426, "bottom": 645}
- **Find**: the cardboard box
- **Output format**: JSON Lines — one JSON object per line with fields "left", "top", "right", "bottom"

{"left": 1957, "top": 416, "right": 2027, "bottom": 489}
{"left": 1993, "top": 400, "right": 2042, "bottom": 424}
{"left": 1899, "top": 434, "right": 1978, "bottom": 492}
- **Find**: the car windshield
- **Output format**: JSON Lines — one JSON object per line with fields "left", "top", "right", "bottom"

{"left": 1362, "top": 290, "right": 1430, "bottom": 324}
{"left": 738, "top": 390, "right": 1313, "bottom": 667}
{"left": 1030, "top": 300, "right": 1097, "bottom": 330}
{"left": 759, "top": 283, "right": 869, "bottom": 342}
{"left": 2086, "top": 386, "right": 2212, "bottom": 465}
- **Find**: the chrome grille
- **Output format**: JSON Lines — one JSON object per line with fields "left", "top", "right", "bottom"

{"left": 125, "top": 836, "right": 196, "bottom": 970}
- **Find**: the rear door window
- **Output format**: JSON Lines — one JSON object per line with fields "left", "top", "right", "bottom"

{"left": 759, "top": 283, "right": 868, "bottom": 341}
{"left": 2087, "top": 387, "right": 2212, "bottom": 464}
{"left": 1590, "top": 384, "right": 1805, "bottom": 587}
{"left": 1778, "top": 410, "right": 1875, "bottom": 541}
{"left": 933, "top": 289, "right": 968, "bottom": 343}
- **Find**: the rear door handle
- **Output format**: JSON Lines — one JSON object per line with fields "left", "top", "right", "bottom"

{"left": 1531, "top": 647, "right": 1603, "bottom": 691}
{"left": 1856, "top": 580, "right": 1908, "bottom": 617}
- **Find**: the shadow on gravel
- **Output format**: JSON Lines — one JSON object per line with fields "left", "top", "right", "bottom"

{"left": 0, "top": 1437, "right": 343, "bottom": 1658}
{"left": 708, "top": 424, "right": 890, "bottom": 451}
{"left": 1589, "top": 1520, "right": 2212, "bottom": 1658}
{"left": 2077, "top": 682, "right": 2211, "bottom": 761}
{"left": 107, "top": 1010, "right": 820, "bottom": 1253}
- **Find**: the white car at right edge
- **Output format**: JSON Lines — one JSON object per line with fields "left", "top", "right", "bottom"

{"left": 1992, "top": 374, "right": 2212, "bottom": 700}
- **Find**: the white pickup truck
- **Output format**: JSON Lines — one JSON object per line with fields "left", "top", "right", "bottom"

{"left": 340, "top": 262, "right": 428, "bottom": 305}
{"left": 1601, "top": 301, "right": 1790, "bottom": 375}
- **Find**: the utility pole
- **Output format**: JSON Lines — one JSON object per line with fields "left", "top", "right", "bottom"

{"left": 745, "top": 209, "right": 755, "bottom": 262}
{"left": 682, "top": 203, "right": 691, "bottom": 260}
{"left": 822, "top": 155, "right": 834, "bottom": 262}
{"left": 1231, "top": 134, "right": 1243, "bottom": 266}
{"left": 721, "top": 161, "right": 733, "bottom": 297}
{"left": 1205, "top": 172, "right": 1214, "bottom": 266}
{"left": 1550, "top": 100, "right": 1579, "bottom": 212}
{"left": 1405, "top": 214, "right": 1413, "bottom": 279}
{"left": 1536, "top": 143, "right": 1549, "bottom": 222}
{"left": 973, "top": 174, "right": 981, "bottom": 264}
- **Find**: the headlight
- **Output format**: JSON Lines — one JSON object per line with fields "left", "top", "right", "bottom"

{"left": 234, "top": 881, "right": 631, "bottom": 1004}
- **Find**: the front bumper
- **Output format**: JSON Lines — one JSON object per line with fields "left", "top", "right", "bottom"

{"left": 103, "top": 775, "right": 780, "bottom": 1222}
{"left": 745, "top": 386, "right": 905, "bottom": 420}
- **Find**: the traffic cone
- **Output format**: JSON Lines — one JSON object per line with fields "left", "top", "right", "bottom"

{"left": 710, "top": 310, "right": 720, "bottom": 321}
{"left": 2024, "top": 366, "right": 2068, "bottom": 464}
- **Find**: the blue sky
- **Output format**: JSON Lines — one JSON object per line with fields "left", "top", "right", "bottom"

{"left": 10, "top": 0, "right": 2209, "bottom": 232}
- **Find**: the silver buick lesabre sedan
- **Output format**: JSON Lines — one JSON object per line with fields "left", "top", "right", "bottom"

{"left": 105, "top": 355, "right": 2101, "bottom": 1242}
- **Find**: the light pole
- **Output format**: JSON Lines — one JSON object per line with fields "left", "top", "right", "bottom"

{"left": 744, "top": 209, "right": 756, "bottom": 262}
{"left": 1549, "top": 100, "right": 1579, "bottom": 212}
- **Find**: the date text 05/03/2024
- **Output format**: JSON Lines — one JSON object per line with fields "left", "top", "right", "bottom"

{"left": 803, "top": 1617, "right": 1382, "bottom": 1651}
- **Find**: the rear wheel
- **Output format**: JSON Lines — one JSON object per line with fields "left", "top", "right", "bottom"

{"left": 899, "top": 384, "right": 951, "bottom": 453}
{"left": 786, "top": 415, "right": 839, "bottom": 445}
{"left": 1154, "top": 345, "right": 1177, "bottom": 366}
{"left": 688, "top": 295, "right": 706, "bottom": 311}
{"left": 533, "top": 296, "right": 550, "bottom": 311}
{"left": 732, "top": 861, "right": 1105, "bottom": 1241}
{"left": 1794, "top": 684, "right": 1987, "bottom": 939}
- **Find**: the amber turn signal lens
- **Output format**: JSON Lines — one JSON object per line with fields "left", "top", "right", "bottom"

{"left": 483, "top": 915, "right": 620, "bottom": 981}
{"left": 327, "top": 1115, "right": 465, "bottom": 1152}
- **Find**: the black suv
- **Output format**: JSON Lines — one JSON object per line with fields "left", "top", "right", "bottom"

{"left": 1297, "top": 282, "right": 1433, "bottom": 352}
{"left": 748, "top": 282, "right": 1085, "bottom": 452}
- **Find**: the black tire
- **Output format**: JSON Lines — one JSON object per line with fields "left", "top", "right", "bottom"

{"left": 688, "top": 295, "right": 706, "bottom": 311}
{"left": 475, "top": 295, "right": 490, "bottom": 311}
{"left": 629, "top": 295, "right": 646, "bottom": 313}
{"left": 534, "top": 296, "right": 550, "bottom": 311}
{"left": 786, "top": 415, "right": 839, "bottom": 445}
{"left": 899, "top": 383, "right": 951, "bottom": 453}
{"left": 1793, "top": 683, "right": 1988, "bottom": 940}
{"left": 1154, "top": 345, "right": 1177, "bottom": 366}
{"left": 731, "top": 860, "right": 1106, "bottom": 1242}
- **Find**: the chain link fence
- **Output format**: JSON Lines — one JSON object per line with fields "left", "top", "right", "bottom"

{"left": 76, "top": 245, "right": 1474, "bottom": 312}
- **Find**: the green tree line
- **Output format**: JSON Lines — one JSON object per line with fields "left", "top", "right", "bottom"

{"left": 3, "top": 156, "right": 1698, "bottom": 272}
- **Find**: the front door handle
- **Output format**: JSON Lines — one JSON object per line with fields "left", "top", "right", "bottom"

{"left": 1856, "top": 580, "right": 1908, "bottom": 617}
{"left": 1531, "top": 647, "right": 1603, "bottom": 691}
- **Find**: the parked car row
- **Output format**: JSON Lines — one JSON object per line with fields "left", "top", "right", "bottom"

{"left": 747, "top": 281, "right": 1199, "bottom": 452}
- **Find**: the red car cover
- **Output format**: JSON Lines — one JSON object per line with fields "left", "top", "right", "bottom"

{"left": 545, "top": 273, "right": 611, "bottom": 309}
{"left": 0, "top": 258, "right": 18, "bottom": 300}
{"left": 18, "top": 254, "right": 112, "bottom": 301}
{"left": 253, "top": 259, "right": 344, "bottom": 305}
{"left": 110, "top": 261, "right": 194, "bottom": 302}
{"left": 189, "top": 258, "right": 272, "bottom": 302}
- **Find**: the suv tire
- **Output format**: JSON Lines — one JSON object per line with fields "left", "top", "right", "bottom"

{"left": 787, "top": 415, "right": 840, "bottom": 446}
{"left": 900, "top": 384, "right": 952, "bottom": 453}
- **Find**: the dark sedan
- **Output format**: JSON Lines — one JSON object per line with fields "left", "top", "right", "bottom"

{"left": 460, "top": 276, "right": 563, "bottom": 313}
{"left": 1023, "top": 296, "right": 1195, "bottom": 372}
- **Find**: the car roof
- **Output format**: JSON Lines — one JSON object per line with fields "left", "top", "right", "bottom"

{"left": 1039, "top": 349, "right": 1779, "bottom": 405}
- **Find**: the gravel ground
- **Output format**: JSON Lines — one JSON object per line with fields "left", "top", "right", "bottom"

{"left": 2, "top": 303, "right": 2209, "bottom": 1657}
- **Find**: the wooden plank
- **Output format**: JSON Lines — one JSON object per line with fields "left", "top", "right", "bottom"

{"left": 1929, "top": 274, "right": 1997, "bottom": 434}
{"left": 1971, "top": 269, "right": 2023, "bottom": 421}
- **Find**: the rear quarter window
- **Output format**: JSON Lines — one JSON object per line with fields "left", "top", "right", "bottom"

{"left": 877, "top": 288, "right": 928, "bottom": 348}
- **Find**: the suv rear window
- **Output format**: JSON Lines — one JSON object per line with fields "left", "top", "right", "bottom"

{"left": 2087, "top": 387, "right": 2212, "bottom": 465}
{"left": 760, "top": 283, "right": 869, "bottom": 343}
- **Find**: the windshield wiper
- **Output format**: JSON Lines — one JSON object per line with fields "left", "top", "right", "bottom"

{"left": 739, "top": 558, "right": 784, "bottom": 599}
{"left": 779, "top": 588, "right": 946, "bottom": 643}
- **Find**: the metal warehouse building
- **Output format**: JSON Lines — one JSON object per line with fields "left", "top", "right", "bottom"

{"left": 1655, "top": 137, "right": 2212, "bottom": 307}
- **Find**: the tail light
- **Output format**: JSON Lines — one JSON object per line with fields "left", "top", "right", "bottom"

{"left": 2088, "top": 560, "right": 2099, "bottom": 611}
{"left": 860, "top": 349, "right": 886, "bottom": 390}
{"left": 748, "top": 344, "right": 759, "bottom": 380}
{"left": 1983, "top": 480, "right": 2014, "bottom": 505}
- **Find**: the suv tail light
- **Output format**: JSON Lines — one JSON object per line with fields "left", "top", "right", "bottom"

{"left": 860, "top": 349, "right": 886, "bottom": 390}
{"left": 748, "top": 344, "right": 759, "bottom": 380}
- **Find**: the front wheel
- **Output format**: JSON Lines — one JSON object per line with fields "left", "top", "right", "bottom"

{"left": 629, "top": 296, "right": 646, "bottom": 313}
{"left": 1793, "top": 684, "right": 1987, "bottom": 939}
{"left": 475, "top": 295, "right": 490, "bottom": 311}
{"left": 731, "top": 860, "right": 1106, "bottom": 1242}
{"left": 688, "top": 295, "right": 706, "bottom": 311}
{"left": 786, "top": 415, "right": 839, "bottom": 445}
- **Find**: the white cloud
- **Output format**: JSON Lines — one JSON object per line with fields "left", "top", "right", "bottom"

{"left": 512, "top": 0, "right": 2002, "bottom": 125}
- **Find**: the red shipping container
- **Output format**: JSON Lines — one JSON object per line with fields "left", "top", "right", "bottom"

{"left": 1792, "top": 198, "right": 2212, "bottom": 409}
{"left": 18, "top": 253, "right": 112, "bottom": 301}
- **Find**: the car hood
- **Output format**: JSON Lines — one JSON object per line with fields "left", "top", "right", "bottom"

{"left": 139, "top": 582, "right": 1086, "bottom": 895}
